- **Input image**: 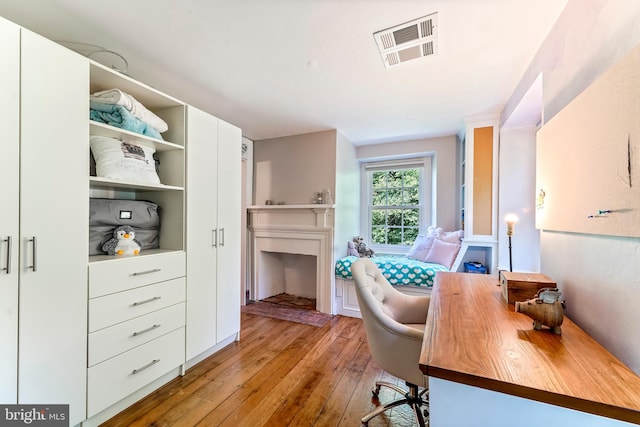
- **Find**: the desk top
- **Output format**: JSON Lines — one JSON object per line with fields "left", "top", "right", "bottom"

{"left": 419, "top": 272, "right": 640, "bottom": 424}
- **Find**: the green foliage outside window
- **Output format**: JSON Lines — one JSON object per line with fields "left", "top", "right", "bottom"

{"left": 370, "top": 168, "right": 421, "bottom": 246}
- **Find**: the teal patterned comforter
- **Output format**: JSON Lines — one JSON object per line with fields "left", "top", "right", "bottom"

{"left": 334, "top": 256, "right": 449, "bottom": 287}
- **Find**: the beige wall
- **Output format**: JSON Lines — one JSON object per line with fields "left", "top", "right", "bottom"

{"left": 253, "top": 130, "right": 337, "bottom": 205}
{"left": 356, "top": 135, "right": 458, "bottom": 231}
{"left": 502, "top": 0, "right": 640, "bottom": 374}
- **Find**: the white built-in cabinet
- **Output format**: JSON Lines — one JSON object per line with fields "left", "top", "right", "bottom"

{"left": 86, "top": 58, "right": 188, "bottom": 419}
{"left": 452, "top": 115, "right": 499, "bottom": 274}
{"left": 0, "top": 21, "right": 89, "bottom": 426}
{"left": 0, "top": 15, "right": 243, "bottom": 424}
{"left": 186, "top": 106, "right": 242, "bottom": 361}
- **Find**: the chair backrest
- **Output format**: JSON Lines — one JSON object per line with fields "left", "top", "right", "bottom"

{"left": 351, "top": 258, "right": 429, "bottom": 387}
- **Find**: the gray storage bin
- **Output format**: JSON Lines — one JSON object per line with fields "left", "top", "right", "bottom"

{"left": 89, "top": 198, "right": 160, "bottom": 255}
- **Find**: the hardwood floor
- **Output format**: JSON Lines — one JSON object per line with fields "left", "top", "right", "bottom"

{"left": 101, "top": 312, "right": 419, "bottom": 426}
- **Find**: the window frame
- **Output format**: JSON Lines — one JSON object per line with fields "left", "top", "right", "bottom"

{"left": 360, "top": 156, "right": 433, "bottom": 254}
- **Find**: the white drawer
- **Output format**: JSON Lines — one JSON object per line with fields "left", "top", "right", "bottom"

{"left": 87, "top": 327, "right": 185, "bottom": 417}
{"left": 88, "top": 302, "right": 185, "bottom": 367}
{"left": 89, "top": 251, "right": 185, "bottom": 298}
{"left": 89, "top": 277, "right": 185, "bottom": 332}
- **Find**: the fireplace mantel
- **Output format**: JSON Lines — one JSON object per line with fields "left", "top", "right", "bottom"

{"left": 248, "top": 205, "right": 335, "bottom": 314}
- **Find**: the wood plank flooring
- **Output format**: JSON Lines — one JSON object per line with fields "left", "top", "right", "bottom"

{"left": 101, "top": 312, "right": 418, "bottom": 426}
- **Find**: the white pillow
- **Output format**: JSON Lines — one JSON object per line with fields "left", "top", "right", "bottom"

{"left": 405, "top": 235, "right": 435, "bottom": 261}
{"left": 438, "top": 229, "right": 464, "bottom": 244}
{"left": 90, "top": 136, "right": 161, "bottom": 185}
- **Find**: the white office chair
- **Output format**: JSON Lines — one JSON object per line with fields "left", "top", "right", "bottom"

{"left": 351, "top": 258, "right": 430, "bottom": 426}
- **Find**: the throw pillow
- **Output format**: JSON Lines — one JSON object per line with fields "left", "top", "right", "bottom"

{"left": 90, "top": 135, "right": 161, "bottom": 185}
{"left": 406, "top": 235, "right": 435, "bottom": 261}
{"left": 424, "top": 238, "right": 461, "bottom": 269}
{"left": 438, "top": 229, "right": 464, "bottom": 244}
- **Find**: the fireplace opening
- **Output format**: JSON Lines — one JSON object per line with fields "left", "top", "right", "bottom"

{"left": 257, "top": 252, "right": 317, "bottom": 309}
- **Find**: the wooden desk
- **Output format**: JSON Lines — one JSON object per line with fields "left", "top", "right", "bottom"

{"left": 419, "top": 272, "right": 640, "bottom": 425}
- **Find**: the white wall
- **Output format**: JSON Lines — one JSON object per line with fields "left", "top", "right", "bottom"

{"left": 356, "top": 135, "right": 458, "bottom": 231}
{"left": 497, "top": 127, "right": 539, "bottom": 272}
{"left": 502, "top": 0, "right": 640, "bottom": 373}
{"left": 334, "top": 131, "right": 360, "bottom": 258}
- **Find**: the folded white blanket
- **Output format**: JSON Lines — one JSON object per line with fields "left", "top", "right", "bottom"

{"left": 90, "top": 88, "right": 168, "bottom": 133}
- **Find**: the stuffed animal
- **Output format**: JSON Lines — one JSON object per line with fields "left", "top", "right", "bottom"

{"left": 353, "top": 236, "right": 375, "bottom": 258}
{"left": 101, "top": 225, "right": 142, "bottom": 256}
{"left": 347, "top": 240, "right": 359, "bottom": 257}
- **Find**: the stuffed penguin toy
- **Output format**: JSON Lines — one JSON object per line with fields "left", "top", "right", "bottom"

{"left": 102, "top": 225, "right": 142, "bottom": 256}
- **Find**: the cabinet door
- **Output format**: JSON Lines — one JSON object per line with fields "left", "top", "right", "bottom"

{"left": 19, "top": 30, "right": 88, "bottom": 425}
{"left": 216, "top": 120, "right": 242, "bottom": 342}
{"left": 0, "top": 16, "right": 20, "bottom": 404}
{"left": 186, "top": 106, "right": 219, "bottom": 360}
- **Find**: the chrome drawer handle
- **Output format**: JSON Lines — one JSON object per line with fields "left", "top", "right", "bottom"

{"left": 131, "top": 359, "right": 160, "bottom": 374}
{"left": 219, "top": 227, "right": 225, "bottom": 247}
{"left": 2, "top": 236, "right": 11, "bottom": 274}
{"left": 131, "top": 268, "right": 161, "bottom": 276}
{"left": 132, "top": 296, "right": 161, "bottom": 306}
{"left": 212, "top": 228, "right": 217, "bottom": 247}
{"left": 132, "top": 324, "right": 161, "bottom": 337}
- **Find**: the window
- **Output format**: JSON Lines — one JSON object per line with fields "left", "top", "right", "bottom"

{"left": 362, "top": 157, "right": 432, "bottom": 251}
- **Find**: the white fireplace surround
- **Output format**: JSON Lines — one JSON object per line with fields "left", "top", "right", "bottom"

{"left": 248, "top": 205, "right": 334, "bottom": 314}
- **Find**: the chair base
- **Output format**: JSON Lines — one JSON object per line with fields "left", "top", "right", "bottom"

{"left": 361, "top": 380, "right": 429, "bottom": 426}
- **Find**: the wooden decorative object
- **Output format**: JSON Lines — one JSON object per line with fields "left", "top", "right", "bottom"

{"left": 499, "top": 271, "right": 556, "bottom": 304}
{"left": 515, "top": 288, "right": 564, "bottom": 334}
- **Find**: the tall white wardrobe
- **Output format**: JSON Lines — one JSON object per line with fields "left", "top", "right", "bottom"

{"left": 0, "top": 15, "right": 242, "bottom": 426}
{"left": 0, "top": 18, "right": 89, "bottom": 425}
{"left": 186, "top": 107, "right": 242, "bottom": 362}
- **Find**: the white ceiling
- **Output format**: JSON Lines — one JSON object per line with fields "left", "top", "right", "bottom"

{"left": 0, "top": 0, "right": 566, "bottom": 145}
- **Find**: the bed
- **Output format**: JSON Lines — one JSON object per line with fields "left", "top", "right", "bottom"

{"left": 335, "top": 229, "right": 464, "bottom": 318}
{"left": 334, "top": 255, "right": 451, "bottom": 318}
{"left": 335, "top": 255, "right": 449, "bottom": 287}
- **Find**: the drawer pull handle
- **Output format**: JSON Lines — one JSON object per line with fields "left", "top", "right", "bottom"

{"left": 132, "top": 324, "right": 161, "bottom": 337}
{"left": 131, "top": 268, "right": 161, "bottom": 276}
{"left": 2, "top": 236, "right": 11, "bottom": 274}
{"left": 131, "top": 359, "right": 160, "bottom": 374}
{"left": 132, "top": 296, "right": 161, "bottom": 306}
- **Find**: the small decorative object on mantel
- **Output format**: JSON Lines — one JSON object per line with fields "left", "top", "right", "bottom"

{"left": 515, "top": 287, "right": 565, "bottom": 334}
{"left": 312, "top": 192, "right": 324, "bottom": 204}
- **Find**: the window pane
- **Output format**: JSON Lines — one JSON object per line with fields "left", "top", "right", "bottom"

{"left": 371, "top": 227, "right": 386, "bottom": 244}
{"left": 372, "top": 190, "right": 387, "bottom": 206}
{"left": 387, "top": 209, "right": 403, "bottom": 226}
{"left": 387, "top": 227, "right": 402, "bottom": 244}
{"left": 372, "top": 171, "right": 387, "bottom": 188}
{"left": 387, "top": 170, "right": 403, "bottom": 188}
{"left": 371, "top": 209, "right": 386, "bottom": 226}
{"left": 404, "top": 228, "right": 419, "bottom": 245}
{"left": 404, "top": 187, "right": 419, "bottom": 205}
{"left": 403, "top": 209, "right": 420, "bottom": 226}
{"left": 387, "top": 189, "right": 403, "bottom": 206}
{"left": 367, "top": 164, "right": 425, "bottom": 248}
{"left": 403, "top": 169, "right": 419, "bottom": 187}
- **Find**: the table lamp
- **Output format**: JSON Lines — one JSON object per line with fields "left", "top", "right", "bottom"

{"left": 505, "top": 214, "right": 518, "bottom": 272}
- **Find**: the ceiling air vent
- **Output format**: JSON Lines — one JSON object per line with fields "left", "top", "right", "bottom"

{"left": 373, "top": 12, "right": 438, "bottom": 68}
